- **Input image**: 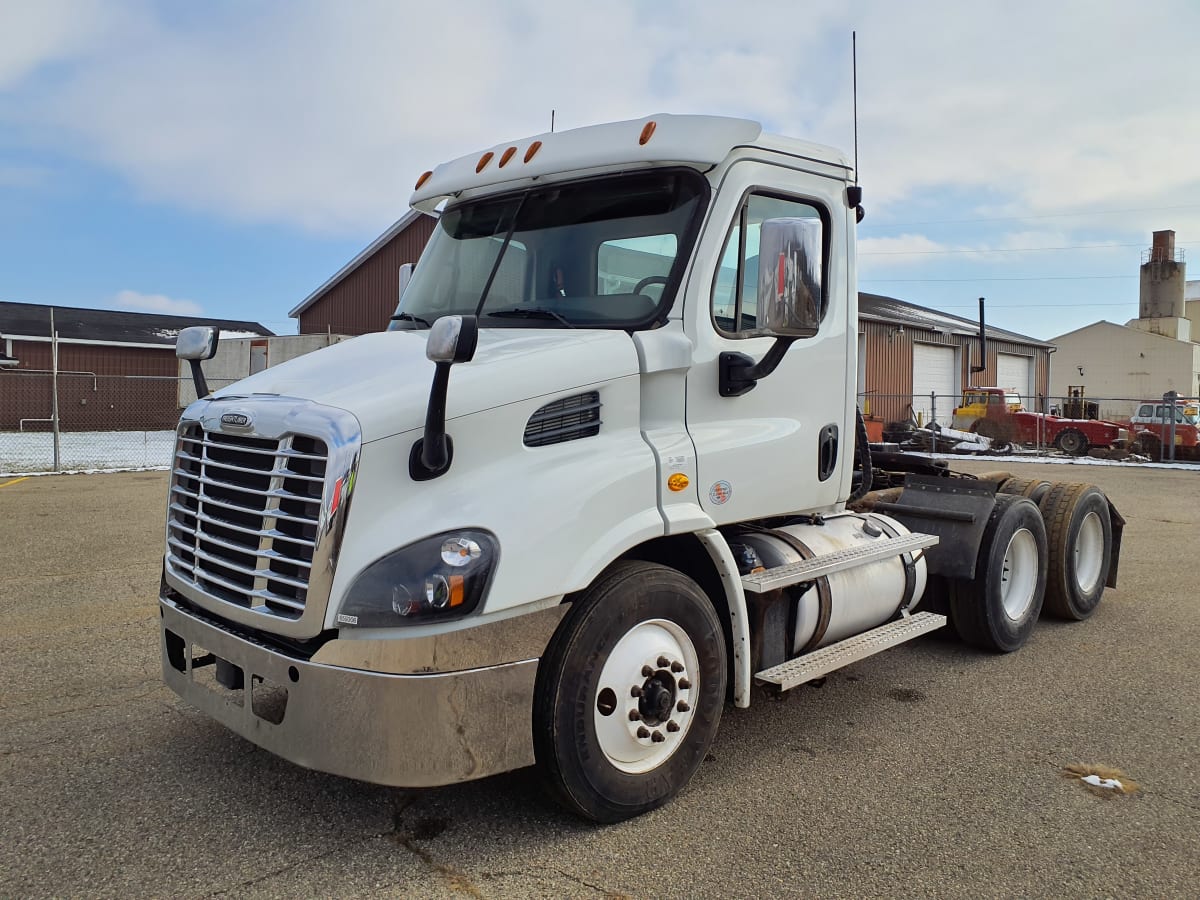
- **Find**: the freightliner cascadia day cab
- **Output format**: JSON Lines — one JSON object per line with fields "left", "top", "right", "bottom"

{"left": 163, "top": 115, "right": 1123, "bottom": 823}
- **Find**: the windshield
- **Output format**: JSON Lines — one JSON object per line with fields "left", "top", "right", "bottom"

{"left": 389, "top": 169, "right": 709, "bottom": 331}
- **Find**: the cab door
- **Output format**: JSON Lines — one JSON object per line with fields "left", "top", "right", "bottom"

{"left": 684, "top": 161, "right": 853, "bottom": 524}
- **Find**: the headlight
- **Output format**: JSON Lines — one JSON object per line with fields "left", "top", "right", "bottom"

{"left": 336, "top": 530, "right": 498, "bottom": 627}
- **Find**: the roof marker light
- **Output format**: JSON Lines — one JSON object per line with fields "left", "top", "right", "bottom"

{"left": 415, "top": 170, "right": 433, "bottom": 190}
{"left": 524, "top": 140, "right": 542, "bottom": 163}
{"left": 499, "top": 146, "right": 517, "bottom": 167}
{"left": 476, "top": 151, "right": 494, "bottom": 173}
{"left": 639, "top": 121, "right": 657, "bottom": 145}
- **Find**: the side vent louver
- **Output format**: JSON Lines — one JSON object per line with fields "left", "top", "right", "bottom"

{"left": 524, "top": 392, "right": 602, "bottom": 447}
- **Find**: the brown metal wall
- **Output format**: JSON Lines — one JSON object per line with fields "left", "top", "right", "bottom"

{"left": 860, "top": 322, "right": 1050, "bottom": 423}
{"left": 299, "top": 216, "right": 438, "bottom": 335}
{"left": 1, "top": 341, "right": 180, "bottom": 431}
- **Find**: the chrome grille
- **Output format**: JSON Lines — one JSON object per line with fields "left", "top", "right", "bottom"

{"left": 166, "top": 424, "right": 328, "bottom": 619}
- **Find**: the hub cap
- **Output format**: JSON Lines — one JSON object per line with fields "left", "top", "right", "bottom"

{"left": 593, "top": 618, "right": 698, "bottom": 774}
{"left": 1074, "top": 511, "right": 1104, "bottom": 594}
{"left": 1000, "top": 527, "right": 1039, "bottom": 620}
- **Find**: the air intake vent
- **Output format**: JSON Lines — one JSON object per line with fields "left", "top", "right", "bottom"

{"left": 524, "top": 392, "right": 602, "bottom": 447}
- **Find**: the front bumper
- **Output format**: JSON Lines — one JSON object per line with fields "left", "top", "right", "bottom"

{"left": 160, "top": 598, "right": 538, "bottom": 787}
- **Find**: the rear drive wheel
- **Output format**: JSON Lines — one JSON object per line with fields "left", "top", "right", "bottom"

{"left": 998, "top": 475, "right": 1051, "bottom": 502}
{"left": 950, "top": 494, "right": 1047, "bottom": 652}
{"left": 1039, "top": 482, "right": 1112, "bottom": 620}
{"left": 533, "top": 561, "right": 727, "bottom": 823}
{"left": 1055, "top": 429, "right": 1088, "bottom": 455}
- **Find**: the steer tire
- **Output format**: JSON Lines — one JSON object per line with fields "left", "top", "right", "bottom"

{"left": 533, "top": 561, "right": 727, "bottom": 823}
{"left": 949, "top": 494, "right": 1047, "bottom": 652}
{"left": 1039, "top": 482, "right": 1112, "bottom": 621}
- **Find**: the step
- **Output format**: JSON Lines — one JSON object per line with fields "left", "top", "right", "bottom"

{"left": 740, "top": 532, "right": 939, "bottom": 594}
{"left": 754, "top": 612, "right": 948, "bottom": 691}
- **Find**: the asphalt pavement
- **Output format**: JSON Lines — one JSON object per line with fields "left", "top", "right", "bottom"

{"left": 1, "top": 461, "right": 1197, "bottom": 898}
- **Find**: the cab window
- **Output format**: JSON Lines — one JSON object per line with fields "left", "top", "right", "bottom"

{"left": 712, "top": 194, "right": 824, "bottom": 336}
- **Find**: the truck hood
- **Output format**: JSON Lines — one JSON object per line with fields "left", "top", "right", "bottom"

{"left": 210, "top": 328, "right": 640, "bottom": 443}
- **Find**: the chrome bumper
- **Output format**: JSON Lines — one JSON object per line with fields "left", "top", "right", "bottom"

{"left": 160, "top": 598, "right": 538, "bottom": 787}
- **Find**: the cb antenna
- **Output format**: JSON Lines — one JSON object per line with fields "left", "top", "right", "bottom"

{"left": 551, "top": 109, "right": 555, "bottom": 133}
{"left": 847, "top": 32, "right": 865, "bottom": 222}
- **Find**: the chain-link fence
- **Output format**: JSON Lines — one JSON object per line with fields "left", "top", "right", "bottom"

{"left": 1, "top": 371, "right": 237, "bottom": 474}
{"left": 859, "top": 389, "right": 1200, "bottom": 461}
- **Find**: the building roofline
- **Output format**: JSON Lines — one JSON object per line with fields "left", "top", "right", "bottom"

{"left": 858, "top": 292, "right": 1054, "bottom": 348}
{"left": 289, "top": 209, "right": 427, "bottom": 319}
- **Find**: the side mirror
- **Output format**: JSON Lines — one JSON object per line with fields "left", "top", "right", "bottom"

{"left": 426, "top": 315, "right": 478, "bottom": 364}
{"left": 176, "top": 326, "right": 221, "bottom": 399}
{"left": 176, "top": 326, "right": 220, "bottom": 361}
{"left": 755, "top": 217, "right": 822, "bottom": 338}
{"left": 411, "top": 315, "right": 479, "bottom": 480}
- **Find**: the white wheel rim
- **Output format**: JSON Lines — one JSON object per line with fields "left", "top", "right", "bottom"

{"left": 1000, "top": 528, "right": 1039, "bottom": 620}
{"left": 593, "top": 618, "right": 699, "bottom": 774}
{"left": 1074, "top": 511, "right": 1104, "bottom": 594}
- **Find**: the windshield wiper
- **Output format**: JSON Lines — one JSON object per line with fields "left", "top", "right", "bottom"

{"left": 390, "top": 311, "right": 431, "bottom": 328}
{"left": 486, "top": 307, "right": 576, "bottom": 328}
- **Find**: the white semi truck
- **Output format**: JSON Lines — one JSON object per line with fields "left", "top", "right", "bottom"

{"left": 162, "top": 114, "right": 1123, "bottom": 823}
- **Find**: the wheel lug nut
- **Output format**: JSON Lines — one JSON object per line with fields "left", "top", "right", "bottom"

{"left": 666, "top": 721, "right": 680, "bottom": 733}
{"left": 641, "top": 665, "right": 653, "bottom": 677}
{"left": 651, "top": 730, "right": 665, "bottom": 743}
{"left": 628, "top": 709, "right": 641, "bottom": 721}
{"left": 637, "top": 726, "right": 650, "bottom": 739}
{"left": 657, "top": 656, "right": 670, "bottom": 668}
{"left": 678, "top": 678, "right": 691, "bottom": 690}
{"left": 671, "top": 661, "right": 684, "bottom": 673}
{"left": 630, "top": 685, "right": 643, "bottom": 697}
{"left": 677, "top": 701, "right": 690, "bottom": 713}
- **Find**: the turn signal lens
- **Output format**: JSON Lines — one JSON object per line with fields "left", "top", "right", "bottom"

{"left": 667, "top": 473, "right": 690, "bottom": 492}
{"left": 415, "top": 170, "right": 433, "bottom": 190}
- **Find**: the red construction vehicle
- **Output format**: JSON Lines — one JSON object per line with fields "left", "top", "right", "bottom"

{"left": 951, "top": 387, "right": 1125, "bottom": 454}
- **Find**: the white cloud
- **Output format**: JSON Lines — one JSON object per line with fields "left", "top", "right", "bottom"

{"left": 113, "top": 289, "right": 202, "bottom": 316}
{"left": 2, "top": 0, "right": 1198, "bottom": 245}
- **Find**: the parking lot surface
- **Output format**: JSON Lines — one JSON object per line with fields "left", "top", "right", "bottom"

{"left": 2, "top": 461, "right": 1198, "bottom": 898}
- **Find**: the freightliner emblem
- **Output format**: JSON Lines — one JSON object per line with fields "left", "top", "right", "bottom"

{"left": 220, "top": 412, "right": 253, "bottom": 428}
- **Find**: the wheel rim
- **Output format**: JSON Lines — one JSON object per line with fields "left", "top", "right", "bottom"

{"left": 593, "top": 618, "right": 699, "bottom": 774}
{"left": 1060, "top": 433, "right": 1079, "bottom": 452}
{"left": 1074, "top": 511, "right": 1105, "bottom": 594}
{"left": 1000, "top": 527, "right": 1039, "bottom": 620}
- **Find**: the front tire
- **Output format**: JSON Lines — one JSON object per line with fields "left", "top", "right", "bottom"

{"left": 950, "top": 494, "right": 1047, "bottom": 652}
{"left": 1055, "top": 429, "right": 1088, "bottom": 455}
{"left": 533, "top": 561, "right": 727, "bottom": 823}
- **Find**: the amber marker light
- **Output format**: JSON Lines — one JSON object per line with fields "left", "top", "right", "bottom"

{"left": 667, "top": 473, "right": 690, "bottom": 492}
{"left": 415, "top": 170, "right": 433, "bottom": 190}
{"left": 448, "top": 575, "right": 465, "bottom": 607}
{"left": 524, "top": 140, "right": 542, "bottom": 163}
{"left": 476, "top": 151, "right": 494, "bottom": 173}
{"left": 639, "top": 120, "right": 657, "bottom": 145}
{"left": 499, "top": 146, "right": 517, "bottom": 167}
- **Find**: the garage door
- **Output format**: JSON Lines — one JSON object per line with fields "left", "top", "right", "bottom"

{"left": 997, "top": 353, "right": 1033, "bottom": 404}
{"left": 912, "top": 343, "right": 957, "bottom": 425}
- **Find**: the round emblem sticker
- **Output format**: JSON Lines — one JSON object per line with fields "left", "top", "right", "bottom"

{"left": 708, "top": 480, "right": 732, "bottom": 505}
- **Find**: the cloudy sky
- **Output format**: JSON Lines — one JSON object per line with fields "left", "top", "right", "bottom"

{"left": 2, "top": 0, "right": 1198, "bottom": 338}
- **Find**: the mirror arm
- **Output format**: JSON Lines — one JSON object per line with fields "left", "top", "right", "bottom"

{"left": 188, "top": 359, "right": 210, "bottom": 399}
{"left": 719, "top": 336, "right": 798, "bottom": 397}
{"left": 409, "top": 361, "right": 454, "bottom": 481}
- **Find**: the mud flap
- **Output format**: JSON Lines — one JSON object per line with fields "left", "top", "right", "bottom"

{"left": 870, "top": 475, "right": 998, "bottom": 579}
{"left": 1106, "top": 499, "right": 1125, "bottom": 588}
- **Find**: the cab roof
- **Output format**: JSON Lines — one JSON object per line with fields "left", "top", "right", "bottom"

{"left": 409, "top": 114, "right": 852, "bottom": 210}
